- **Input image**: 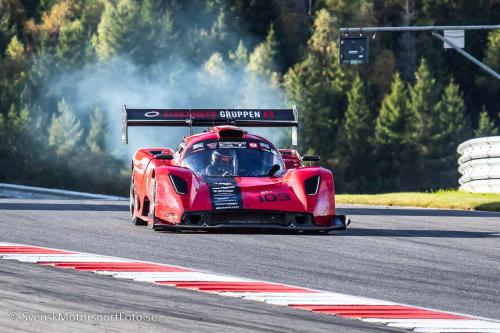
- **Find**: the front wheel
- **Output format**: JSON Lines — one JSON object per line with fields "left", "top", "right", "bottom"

{"left": 130, "top": 174, "right": 146, "bottom": 226}
{"left": 147, "top": 178, "right": 157, "bottom": 229}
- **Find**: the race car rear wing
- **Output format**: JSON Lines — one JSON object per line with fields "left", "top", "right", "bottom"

{"left": 121, "top": 105, "right": 299, "bottom": 145}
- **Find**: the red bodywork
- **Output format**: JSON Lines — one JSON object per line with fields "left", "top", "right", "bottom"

{"left": 130, "top": 126, "right": 348, "bottom": 231}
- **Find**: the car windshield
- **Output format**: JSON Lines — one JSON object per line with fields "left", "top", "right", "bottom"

{"left": 181, "top": 139, "right": 285, "bottom": 177}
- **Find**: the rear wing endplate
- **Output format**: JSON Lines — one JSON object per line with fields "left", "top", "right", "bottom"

{"left": 121, "top": 106, "right": 299, "bottom": 145}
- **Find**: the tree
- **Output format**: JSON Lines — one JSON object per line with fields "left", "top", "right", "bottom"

{"left": 484, "top": 30, "right": 500, "bottom": 71}
{"left": 86, "top": 107, "right": 106, "bottom": 154}
{"left": 48, "top": 99, "right": 83, "bottom": 156}
{"left": 94, "top": 0, "right": 141, "bottom": 62}
{"left": 95, "top": 0, "right": 174, "bottom": 64}
{"left": 0, "top": 103, "right": 29, "bottom": 156}
{"left": 0, "top": 0, "right": 25, "bottom": 55}
{"left": 229, "top": 40, "right": 248, "bottom": 67}
{"left": 203, "top": 52, "right": 228, "bottom": 80}
{"left": 434, "top": 79, "right": 470, "bottom": 153}
{"left": 345, "top": 74, "right": 371, "bottom": 154}
{"left": 375, "top": 73, "right": 413, "bottom": 152}
{"left": 0, "top": 103, "right": 32, "bottom": 183}
{"left": 429, "top": 79, "right": 471, "bottom": 187}
{"left": 340, "top": 74, "right": 376, "bottom": 191}
{"left": 284, "top": 9, "right": 346, "bottom": 158}
{"left": 56, "top": 19, "right": 86, "bottom": 68}
{"left": 247, "top": 25, "right": 279, "bottom": 76}
{"left": 408, "top": 58, "right": 440, "bottom": 157}
{"left": 407, "top": 59, "right": 445, "bottom": 188}
{"left": 0, "top": 36, "right": 27, "bottom": 117}
{"left": 475, "top": 108, "right": 499, "bottom": 137}
{"left": 389, "top": 0, "right": 418, "bottom": 82}
{"left": 374, "top": 72, "right": 416, "bottom": 189}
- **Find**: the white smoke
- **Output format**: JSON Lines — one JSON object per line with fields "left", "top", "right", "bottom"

{"left": 51, "top": 55, "right": 288, "bottom": 161}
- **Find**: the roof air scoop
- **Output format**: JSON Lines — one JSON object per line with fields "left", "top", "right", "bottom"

{"left": 217, "top": 128, "right": 245, "bottom": 138}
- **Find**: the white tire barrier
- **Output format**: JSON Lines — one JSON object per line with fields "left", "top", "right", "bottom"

{"left": 457, "top": 136, "right": 500, "bottom": 193}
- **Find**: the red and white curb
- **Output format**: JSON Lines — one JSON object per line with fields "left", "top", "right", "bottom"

{"left": 1, "top": 242, "right": 499, "bottom": 332}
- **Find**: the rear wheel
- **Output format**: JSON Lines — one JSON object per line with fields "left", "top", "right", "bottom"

{"left": 130, "top": 175, "right": 146, "bottom": 226}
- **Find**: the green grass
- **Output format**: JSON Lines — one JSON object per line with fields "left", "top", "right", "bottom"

{"left": 336, "top": 190, "right": 500, "bottom": 212}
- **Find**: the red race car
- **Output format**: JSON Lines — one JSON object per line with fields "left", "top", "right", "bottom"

{"left": 122, "top": 106, "right": 349, "bottom": 233}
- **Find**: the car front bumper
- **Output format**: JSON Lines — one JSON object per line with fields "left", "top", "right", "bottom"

{"left": 152, "top": 211, "right": 350, "bottom": 232}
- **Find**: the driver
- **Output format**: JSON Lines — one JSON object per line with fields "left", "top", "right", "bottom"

{"left": 204, "top": 149, "right": 236, "bottom": 176}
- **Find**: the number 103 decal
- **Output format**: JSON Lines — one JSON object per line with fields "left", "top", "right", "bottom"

{"left": 257, "top": 193, "right": 291, "bottom": 202}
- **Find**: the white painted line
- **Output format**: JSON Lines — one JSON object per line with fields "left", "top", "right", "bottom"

{"left": 223, "top": 292, "right": 324, "bottom": 298}
{"left": 414, "top": 328, "right": 500, "bottom": 333}
{"left": 263, "top": 298, "right": 394, "bottom": 306}
{"left": 364, "top": 318, "right": 498, "bottom": 324}
{"left": 100, "top": 272, "right": 250, "bottom": 282}
{"left": 386, "top": 320, "right": 500, "bottom": 329}
{"left": 0, "top": 254, "right": 130, "bottom": 263}
{"left": 228, "top": 293, "right": 395, "bottom": 305}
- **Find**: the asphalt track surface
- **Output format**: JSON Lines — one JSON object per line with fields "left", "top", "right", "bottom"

{"left": 1, "top": 198, "right": 499, "bottom": 332}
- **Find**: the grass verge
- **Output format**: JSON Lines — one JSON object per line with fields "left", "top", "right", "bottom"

{"left": 336, "top": 190, "right": 500, "bottom": 212}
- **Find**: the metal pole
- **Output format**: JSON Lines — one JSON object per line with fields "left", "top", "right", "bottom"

{"left": 432, "top": 32, "right": 500, "bottom": 80}
{"left": 340, "top": 25, "right": 500, "bottom": 34}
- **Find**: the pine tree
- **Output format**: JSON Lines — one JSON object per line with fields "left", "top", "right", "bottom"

{"left": 247, "top": 24, "right": 279, "bottom": 76}
{"left": 434, "top": 79, "right": 471, "bottom": 152}
{"left": 95, "top": 0, "right": 174, "bottom": 64}
{"left": 430, "top": 79, "right": 471, "bottom": 186}
{"left": 203, "top": 52, "right": 227, "bottom": 79}
{"left": 374, "top": 72, "right": 416, "bottom": 189}
{"left": 56, "top": 20, "right": 86, "bottom": 68}
{"left": 345, "top": 74, "right": 371, "bottom": 154}
{"left": 0, "top": 36, "right": 27, "bottom": 117}
{"left": 0, "top": 0, "right": 18, "bottom": 55}
{"left": 474, "top": 29, "right": 500, "bottom": 120}
{"left": 484, "top": 30, "right": 500, "bottom": 70}
{"left": 285, "top": 54, "right": 341, "bottom": 156}
{"left": 340, "top": 73, "right": 375, "bottom": 191}
{"left": 86, "top": 107, "right": 106, "bottom": 154}
{"left": 284, "top": 9, "right": 346, "bottom": 157}
{"left": 3, "top": 104, "right": 29, "bottom": 155}
{"left": 396, "top": 0, "right": 417, "bottom": 83}
{"left": 94, "top": 0, "right": 142, "bottom": 62}
{"left": 409, "top": 58, "right": 440, "bottom": 156}
{"left": 375, "top": 72, "right": 413, "bottom": 152}
{"left": 407, "top": 59, "right": 443, "bottom": 188}
{"left": 475, "top": 108, "right": 499, "bottom": 137}
{"left": 229, "top": 40, "right": 248, "bottom": 67}
{"left": 0, "top": 104, "right": 30, "bottom": 182}
{"left": 48, "top": 99, "right": 83, "bottom": 156}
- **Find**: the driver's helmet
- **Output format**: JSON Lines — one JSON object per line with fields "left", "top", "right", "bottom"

{"left": 210, "top": 149, "right": 236, "bottom": 175}
{"left": 212, "top": 150, "right": 233, "bottom": 168}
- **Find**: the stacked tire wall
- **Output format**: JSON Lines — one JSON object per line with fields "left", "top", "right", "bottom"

{"left": 457, "top": 136, "right": 500, "bottom": 193}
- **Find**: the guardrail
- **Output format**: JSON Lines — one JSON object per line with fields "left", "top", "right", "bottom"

{"left": 457, "top": 136, "right": 500, "bottom": 193}
{"left": 0, "top": 183, "right": 127, "bottom": 200}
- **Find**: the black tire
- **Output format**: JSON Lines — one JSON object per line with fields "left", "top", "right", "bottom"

{"left": 148, "top": 178, "right": 157, "bottom": 229}
{"left": 130, "top": 175, "right": 147, "bottom": 226}
{"left": 148, "top": 179, "right": 178, "bottom": 232}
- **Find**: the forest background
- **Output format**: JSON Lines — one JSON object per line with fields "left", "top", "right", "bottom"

{"left": 0, "top": 0, "right": 498, "bottom": 195}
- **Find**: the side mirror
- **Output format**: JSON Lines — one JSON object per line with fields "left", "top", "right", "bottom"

{"left": 302, "top": 155, "right": 320, "bottom": 162}
{"left": 268, "top": 164, "right": 281, "bottom": 176}
{"left": 155, "top": 154, "right": 174, "bottom": 160}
